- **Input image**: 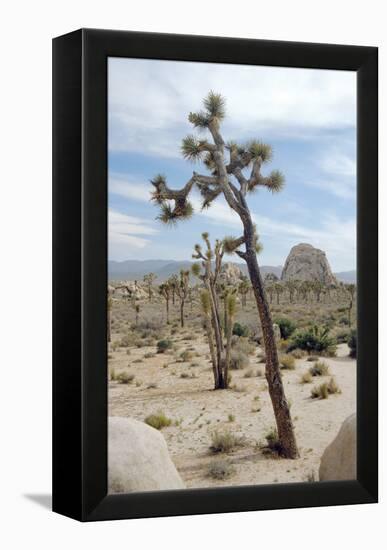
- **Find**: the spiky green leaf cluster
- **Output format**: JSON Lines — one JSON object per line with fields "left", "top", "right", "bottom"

{"left": 203, "top": 91, "right": 226, "bottom": 120}
{"left": 265, "top": 170, "right": 285, "bottom": 193}
{"left": 200, "top": 289, "right": 211, "bottom": 315}
{"left": 222, "top": 236, "right": 240, "bottom": 254}
{"left": 157, "top": 201, "right": 194, "bottom": 225}
{"left": 247, "top": 140, "right": 273, "bottom": 162}
{"left": 226, "top": 293, "right": 237, "bottom": 317}
{"left": 191, "top": 262, "right": 201, "bottom": 277}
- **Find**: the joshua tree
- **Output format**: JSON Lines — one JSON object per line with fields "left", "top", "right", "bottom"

{"left": 312, "top": 279, "right": 324, "bottom": 302}
{"left": 169, "top": 274, "right": 178, "bottom": 305}
{"left": 285, "top": 279, "right": 298, "bottom": 304}
{"left": 159, "top": 281, "right": 171, "bottom": 324}
{"left": 143, "top": 272, "right": 156, "bottom": 302}
{"left": 150, "top": 91, "right": 298, "bottom": 457}
{"left": 192, "top": 233, "right": 227, "bottom": 388}
{"left": 224, "top": 291, "right": 237, "bottom": 389}
{"left": 238, "top": 276, "right": 250, "bottom": 308}
{"left": 176, "top": 269, "right": 190, "bottom": 328}
{"left": 274, "top": 282, "right": 284, "bottom": 305}
{"left": 107, "top": 295, "right": 112, "bottom": 343}
{"left": 133, "top": 302, "right": 140, "bottom": 326}
{"left": 344, "top": 283, "right": 356, "bottom": 328}
{"left": 266, "top": 283, "right": 275, "bottom": 304}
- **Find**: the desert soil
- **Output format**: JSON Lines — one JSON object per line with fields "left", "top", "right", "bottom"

{"left": 108, "top": 296, "right": 356, "bottom": 488}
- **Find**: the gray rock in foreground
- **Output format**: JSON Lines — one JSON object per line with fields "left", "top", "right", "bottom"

{"left": 108, "top": 416, "right": 185, "bottom": 493}
{"left": 319, "top": 413, "right": 356, "bottom": 481}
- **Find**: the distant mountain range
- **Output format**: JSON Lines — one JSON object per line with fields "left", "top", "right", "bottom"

{"left": 108, "top": 259, "right": 356, "bottom": 284}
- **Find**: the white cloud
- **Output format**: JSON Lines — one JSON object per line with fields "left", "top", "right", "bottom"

{"left": 110, "top": 174, "right": 151, "bottom": 201}
{"left": 108, "top": 207, "right": 158, "bottom": 260}
{"left": 108, "top": 58, "right": 356, "bottom": 157}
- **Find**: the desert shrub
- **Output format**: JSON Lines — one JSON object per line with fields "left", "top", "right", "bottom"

{"left": 228, "top": 414, "right": 235, "bottom": 422}
{"left": 290, "top": 348, "right": 305, "bottom": 359}
{"left": 156, "top": 339, "right": 172, "bottom": 353}
{"left": 145, "top": 412, "right": 172, "bottom": 429}
{"left": 348, "top": 329, "right": 357, "bottom": 358}
{"left": 262, "top": 428, "right": 283, "bottom": 456}
{"left": 339, "top": 316, "right": 350, "bottom": 326}
{"left": 210, "top": 430, "right": 244, "bottom": 453}
{"left": 116, "top": 372, "right": 135, "bottom": 384}
{"left": 275, "top": 317, "right": 296, "bottom": 339}
{"left": 307, "top": 355, "right": 319, "bottom": 362}
{"left": 279, "top": 354, "right": 296, "bottom": 370}
{"left": 232, "top": 322, "right": 249, "bottom": 337}
{"left": 207, "top": 460, "right": 235, "bottom": 480}
{"left": 229, "top": 350, "right": 249, "bottom": 370}
{"left": 309, "top": 360, "right": 330, "bottom": 376}
{"left": 311, "top": 377, "right": 340, "bottom": 399}
{"left": 147, "top": 382, "right": 158, "bottom": 389}
{"left": 311, "top": 382, "right": 329, "bottom": 399}
{"left": 300, "top": 371, "right": 313, "bottom": 384}
{"left": 144, "top": 352, "right": 155, "bottom": 359}
{"left": 180, "top": 350, "right": 194, "bottom": 362}
{"left": 110, "top": 367, "right": 117, "bottom": 381}
{"left": 289, "top": 325, "right": 337, "bottom": 356}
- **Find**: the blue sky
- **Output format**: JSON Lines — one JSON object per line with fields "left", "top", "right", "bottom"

{"left": 108, "top": 58, "right": 356, "bottom": 272}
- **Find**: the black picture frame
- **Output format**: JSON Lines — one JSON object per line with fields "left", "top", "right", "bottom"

{"left": 52, "top": 28, "right": 378, "bottom": 522}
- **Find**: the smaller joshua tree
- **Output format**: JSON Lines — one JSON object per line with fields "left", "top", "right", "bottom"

{"left": 344, "top": 283, "right": 356, "bottom": 328}
{"left": 169, "top": 274, "right": 178, "bottom": 305}
{"left": 238, "top": 276, "right": 250, "bottom": 308}
{"left": 143, "top": 272, "right": 156, "bottom": 302}
{"left": 273, "top": 282, "right": 284, "bottom": 305}
{"left": 176, "top": 270, "right": 190, "bottom": 328}
{"left": 192, "top": 233, "right": 228, "bottom": 389}
{"left": 159, "top": 281, "right": 171, "bottom": 324}
{"left": 285, "top": 279, "right": 298, "bottom": 304}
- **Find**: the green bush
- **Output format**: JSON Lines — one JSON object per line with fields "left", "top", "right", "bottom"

{"left": 289, "top": 325, "right": 337, "bottom": 355}
{"left": 116, "top": 372, "right": 135, "bottom": 384}
{"left": 145, "top": 412, "right": 172, "bottom": 429}
{"left": 279, "top": 354, "right": 296, "bottom": 370}
{"left": 348, "top": 329, "right": 356, "bottom": 358}
{"left": 232, "top": 322, "right": 249, "bottom": 337}
{"left": 207, "top": 460, "right": 235, "bottom": 480}
{"left": 210, "top": 430, "right": 245, "bottom": 453}
{"left": 274, "top": 317, "right": 296, "bottom": 339}
{"left": 156, "top": 339, "right": 172, "bottom": 353}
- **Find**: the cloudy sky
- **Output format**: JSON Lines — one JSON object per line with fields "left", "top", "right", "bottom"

{"left": 108, "top": 57, "right": 356, "bottom": 272}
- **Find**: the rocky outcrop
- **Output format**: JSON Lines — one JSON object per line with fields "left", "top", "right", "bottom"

{"left": 264, "top": 272, "right": 279, "bottom": 283}
{"left": 113, "top": 281, "right": 148, "bottom": 301}
{"left": 319, "top": 413, "right": 356, "bottom": 481}
{"left": 219, "top": 262, "right": 244, "bottom": 285}
{"left": 108, "top": 417, "right": 185, "bottom": 493}
{"left": 281, "top": 243, "right": 337, "bottom": 285}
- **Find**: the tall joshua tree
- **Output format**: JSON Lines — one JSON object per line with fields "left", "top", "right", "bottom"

{"left": 150, "top": 91, "right": 298, "bottom": 458}
{"left": 143, "top": 272, "right": 156, "bottom": 302}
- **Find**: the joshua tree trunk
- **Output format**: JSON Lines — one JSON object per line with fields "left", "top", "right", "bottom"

{"left": 166, "top": 298, "right": 170, "bottom": 324}
{"left": 204, "top": 315, "right": 219, "bottom": 388}
{"left": 224, "top": 309, "right": 233, "bottom": 390}
{"left": 244, "top": 232, "right": 298, "bottom": 458}
{"left": 180, "top": 300, "right": 185, "bottom": 327}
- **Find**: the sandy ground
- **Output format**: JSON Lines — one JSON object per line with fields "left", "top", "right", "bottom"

{"left": 108, "top": 329, "right": 356, "bottom": 488}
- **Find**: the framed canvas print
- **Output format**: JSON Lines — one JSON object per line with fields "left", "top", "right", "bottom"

{"left": 52, "top": 29, "right": 378, "bottom": 521}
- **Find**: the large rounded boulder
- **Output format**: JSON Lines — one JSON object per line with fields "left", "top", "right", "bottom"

{"left": 319, "top": 413, "right": 356, "bottom": 481}
{"left": 108, "top": 416, "right": 185, "bottom": 493}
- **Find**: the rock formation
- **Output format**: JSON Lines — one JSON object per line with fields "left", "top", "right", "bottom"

{"left": 219, "top": 262, "right": 244, "bottom": 285}
{"left": 281, "top": 243, "right": 337, "bottom": 285}
{"left": 108, "top": 416, "right": 185, "bottom": 493}
{"left": 319, "top": 413, "right": 356, "bottom": 481}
